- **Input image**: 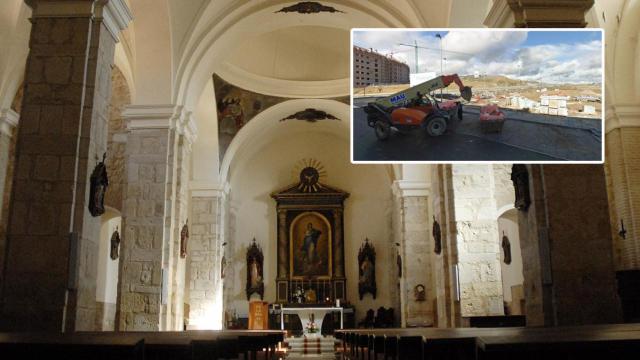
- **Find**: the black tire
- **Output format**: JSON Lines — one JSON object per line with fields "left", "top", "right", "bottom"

{"left": 374, "top": 120, "right": 391, "bottom": 140}
{"left": 367, "top": 113, "right": 380, "bottom": 128}
{"left": 426, "top": 117, "right": 447, "bottom": 137}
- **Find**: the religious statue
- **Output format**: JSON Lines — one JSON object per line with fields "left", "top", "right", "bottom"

{"left": 221, "top": 255, "right": 226, "bottom": 278}
{"left": 358, "top": 238, "right": 377, "bottom": 300}
{"left": 109, "top": 227, "right": 120, "bottom": 260}
{"left": 249, "top": 258, "right": 261, "bottom": 288}
{"left": 246, "top": 239, "right": 264, "bottom": 300}
{"left": 511, "top": 164, "right": 531, "bottom": 211}
{"left": 301, "top": 222, "right": 322, "bottom": 264}
{"left": 88, "top": 153, "right": 108, "bottom": 217}
{"left": 502, "top": 232, "right": 512, "bottom": 265}
{"left": 432, "top": 216, "right": 442, "bottom": 254}
{"left": 180, "top": 220, "right": 189, "bottom": 258}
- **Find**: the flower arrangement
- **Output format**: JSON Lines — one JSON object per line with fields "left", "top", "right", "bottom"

{"left": 306, "top": 314, "right": 318, "bottom": 333}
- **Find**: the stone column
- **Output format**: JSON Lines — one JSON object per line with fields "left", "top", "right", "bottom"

{"left": 604, "top": 106, "right": 640, "bottom": 321}
{"left": 392, "top": 180, "right": 434, "bottom": 327}
{"left": 451, "top": 165, "right": 504, "bottom": 317}
{"left": 518, "top": 165, "right": 622, "bottom": 326}
{"left": 0, "top": 0, "right": 130, "bottom": 331}
{"left": 0, "top": 109, "right": 19, "bottom": 290}
{"left": 186, "top": 184, "right": 227, "bottom": 329}
{"left": 116, "top": 105, "right": 194, "bottom": 331}
{"left": 332, "top": 208, "right": 344, "bottom": 278}
{"left": 277, "top": 209, "right": 288, "bottom": 279}
{"left": 484, "top": 0, "right": 594, "bottom": 27}
{"left": 605, "top": 107, "right": 640, "bottom": 270}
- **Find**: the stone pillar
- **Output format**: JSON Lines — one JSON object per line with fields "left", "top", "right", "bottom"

{"left": 605, "top": 107, "right": 640, "bottom": 270}
{"left": 0, "top": 109, "right": 19, "bottom": 290}
{"left": 332, "top": 208, "right": 344, "bottom": 278}
{"left": 186, "top": 184, "right": 227, "bottom": 329}
{"left": 0, "top": 0, "right": 130, "bottom": 331}
{"left": 604, "top": 106, "right": 640, "bottom": 321}
{"left": 518, "top": 165, "right": 622, "bottom": 326}
{"left": 392, "top": 180, "right": 434, "bottom": 327}
{"left": 451, "top": 165, "right": 504, "bottom": 317}
{"left": 484, "top": 0, "right": 594, "bottom": 27}
{"left": 277, "top": 209, "right": 288, "bottom": 279}
{"left": 116, "top": 105, "right": 195, "bottom": 331}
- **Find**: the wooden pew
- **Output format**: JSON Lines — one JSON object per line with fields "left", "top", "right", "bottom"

{"left": 338, "top": 324, "right": 640, "bottom": 360}
{"left": 477, "top": 329, "right": 640, "bottom": 360}
{"left": 0, "top": 329, "right": 286, "bottom": 360}
{"left": 0, "top": 332, "right": 144, "bottom": 360}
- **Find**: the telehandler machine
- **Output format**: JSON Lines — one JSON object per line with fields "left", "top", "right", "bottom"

{"left": 363, "top": 74, "right": 472, "bottom": 140}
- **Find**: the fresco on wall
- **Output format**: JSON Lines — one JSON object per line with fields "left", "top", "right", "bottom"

{"left": 213, "top": 74, "right": 287, "bottom": 162}
{"left": 213, "top": 74, "right": 351, "bottom": 163}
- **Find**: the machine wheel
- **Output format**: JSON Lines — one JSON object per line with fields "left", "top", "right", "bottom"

{"left": 426, "top": 117, "right": 447, "bottom": 137}
{"left": 374, "top": 120, "right": 391, "bottom": 140}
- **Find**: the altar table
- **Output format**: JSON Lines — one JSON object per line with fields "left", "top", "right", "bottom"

{"left": 279, "top": 307, "right": 344, "bottom": 333}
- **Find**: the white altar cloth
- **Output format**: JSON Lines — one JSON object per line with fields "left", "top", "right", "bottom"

{"left": 279, "top": 307, "right": 344, "bottom": 334}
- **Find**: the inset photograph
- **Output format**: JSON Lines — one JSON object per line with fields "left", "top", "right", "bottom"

{"left": 351, "top": 29, "right": 603, "bottom": 163}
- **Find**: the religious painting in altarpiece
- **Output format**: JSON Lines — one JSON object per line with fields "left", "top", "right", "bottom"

{"left": 290, "top": 211, "right": 332, "bottom": 279}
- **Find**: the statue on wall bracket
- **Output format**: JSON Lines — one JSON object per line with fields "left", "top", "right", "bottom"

{"left": 180, "top": 220, "right": 189, "bottom": 259}
{"left": 246, "top": 238, "right": 264, "bottom": 300}
{"left": 88, "top": 153, "right": 108, "bottom": 217}
{"left": 358, "top": 238, "right": 376, "bottom": 300}
{"left": 110, "top": 227, "right": 120, "bottom": 260}
{"left": 433, "top": 216, "right": 442, "bottom": 254}
{"left": 502, "top": 231, "right": 512, "bottom": 265}
{"left": 511, "top": 164, "right": 531, "bottom": 211}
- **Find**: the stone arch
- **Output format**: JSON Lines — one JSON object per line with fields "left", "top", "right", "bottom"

{"left": 612, "top": 0, "right": 640, "bottom": 104}
{"left": 173, "top": 0, "right": 426, "bottom": 109}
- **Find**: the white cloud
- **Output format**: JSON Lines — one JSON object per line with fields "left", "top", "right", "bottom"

{"left": 353, "top": 31, "right": 602, "bottom": 84}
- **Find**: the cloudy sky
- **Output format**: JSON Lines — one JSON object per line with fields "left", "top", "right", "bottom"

{"left": 353, "top": 30, "right": 602, "bottom": 84}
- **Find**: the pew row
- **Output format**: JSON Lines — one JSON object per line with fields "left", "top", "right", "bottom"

{"left": 336, "top": 323, "right": 640, "bottom": 360}
{"left": 0, "top": 330, "right": 285, "bottom": 360}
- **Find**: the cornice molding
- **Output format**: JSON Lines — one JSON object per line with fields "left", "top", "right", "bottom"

{"left": 99, "top": 0, "right": 133, "bottom": 42}
{"left": 391, "top": 180, "right": 431, "bottom": 198}
{"left": 506, "top": 0, "right": 595, "bottom": 28}
{"left": 0, "top": 108, "right": 19, "bottom": 137}
{"left": 484, "top": 0, "right": 514, "bottom": 28}
{"left": 25, "top": 0, "right": 132, "bottom": 41}
{"left": 124, "top": 104, "right": 199, "bottom": 144}
{"left": 189, "top": 181, "right": 230, "bottom": 198}
{"left": 123, "top": 104, "right": 178, "bottom": 130}
{"left": 606, "top": 104, "right": 640, "bottom": 134}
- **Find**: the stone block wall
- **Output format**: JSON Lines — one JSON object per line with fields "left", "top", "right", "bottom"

{"left": 451, "top": 165, "right": 504, "bottom": 317}
{"left": 519, "top": 165, "right": 622, "bottom": 326}
{"left": 542, "top": 165, "right": 622, "bottom": 325}
{"left": 392, "top": 181, "right": 434, "bottom": 327}
{"left": 187, "top": 195, "right": 223, "bottom": 328}
{"left": 117, "top": 128, "right": 169, "bottom": 331}
{"left": 105, "top": 67, "right": 130, "bottom": 213}
{"left": 0, "top": 10, "right": 119, "bottom": 331}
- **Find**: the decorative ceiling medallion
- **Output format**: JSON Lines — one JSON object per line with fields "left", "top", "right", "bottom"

{"left": 276, "top": 1, "right": 344, "bottom": 14}
{"left": 280, "top": 108, "right": 339, "bottom": 123}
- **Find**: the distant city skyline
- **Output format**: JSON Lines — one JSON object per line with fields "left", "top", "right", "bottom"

{"left": 353, "top": 30, "right": 602, "bottom": 84}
